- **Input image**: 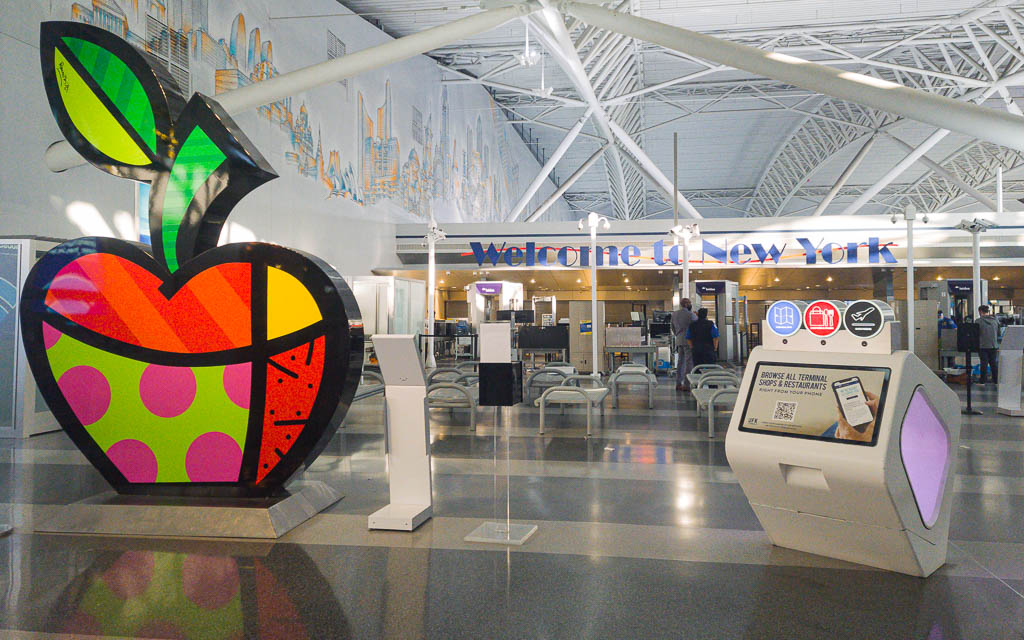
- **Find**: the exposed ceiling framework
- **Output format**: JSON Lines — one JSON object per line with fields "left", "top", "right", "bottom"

{"left": 338, "top": 0, "right": 1024, "bottom": 220}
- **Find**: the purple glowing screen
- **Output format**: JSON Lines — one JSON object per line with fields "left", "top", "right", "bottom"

{"left": 900, "top": 388, "right": 951, "bottom": 528}
{"left": 476, "top": 283, "right": 502, "bottom": 296}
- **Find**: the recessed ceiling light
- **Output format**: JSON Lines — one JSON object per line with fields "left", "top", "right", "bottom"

{"left": 826, "top": 276, "right": 833, "bottom": 282}
{"left": 445, "top": 271, "right": 451, "bottom": 275}
{"left": 658, "top": 270, "right": 664, "bottom": 274}
{"left": 994, "top": 276, "right": 1001, "bottom": 281}
{"left": 937, "top": 276, "right": 944, "bottom": 281}
{"left": 774, "top": 276, "right": 780, "bottom": 282}
{"left": 530, "top": 278, "right": 536, "bottom": 283}
{"left": 439, "top": 280, "right": 445, "bottom": 284}
{"left": 624, "top": 278, "right": 629, "bottom": 283}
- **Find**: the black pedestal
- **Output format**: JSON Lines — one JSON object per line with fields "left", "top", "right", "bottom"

{"left": 479, "top": 361, "right": 524, "bottom": 406}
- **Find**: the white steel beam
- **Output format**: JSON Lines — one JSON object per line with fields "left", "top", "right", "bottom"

{"left": 607, "top": 120, "right": 703, "bottom": 219}
{"left": 45, "top": 3, "right": 538, "bottom": 172}
{"left": 882, "top": 132, "right": 999, "bottom": 210}
{"left": 526, "top": 7, "right": 633, "bottom": 218}
{"left": 811, "top": 135, "right": 877, "bottom": 216}
{"left": 507, "top": 108, "right": 593, "bottom": 222}
{"left": 561, "top": 1, "right": 1024, "bottom": 153}
{"left": 524, "top": 143, "right": 611, "bottom": 222}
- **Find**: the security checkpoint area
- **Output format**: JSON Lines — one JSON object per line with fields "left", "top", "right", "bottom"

{"left": 3, "top": 0, "right": 1024, "bottom": 638}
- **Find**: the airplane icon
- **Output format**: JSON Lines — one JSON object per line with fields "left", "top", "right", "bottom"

{"left": 850, "top": 308, "right": 876, "bottom": 322}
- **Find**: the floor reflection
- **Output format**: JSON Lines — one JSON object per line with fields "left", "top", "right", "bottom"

{"left": 51, "top": 545, "right": 350, "bottom": 639}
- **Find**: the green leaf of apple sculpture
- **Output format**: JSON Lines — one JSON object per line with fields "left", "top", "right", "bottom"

{"left": 22, "top": 22, "right": 364, "bottom": 497}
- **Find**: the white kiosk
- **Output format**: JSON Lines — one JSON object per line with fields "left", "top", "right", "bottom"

{"left": 997, "top": 325, "right": 1024, "bottom": 417}
{"left": 726, "top": 300, "right": 961, "bottom": 577}
{"left": 368, "top": 335, "right": 433, "bottom": 531}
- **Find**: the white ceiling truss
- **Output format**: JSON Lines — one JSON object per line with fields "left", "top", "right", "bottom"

{"left": 340, "top": 0, "right": 1024, "bottom": 220}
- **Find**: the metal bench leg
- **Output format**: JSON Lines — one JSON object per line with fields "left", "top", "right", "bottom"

{"left": 539, "top": 401, "right": 546, "bottom": 435}
{"left": 648, "top": 383, "right": 654, "bottom": 409}
{"left": 612, "top": 382, "right": 618, "bottom": 408}
{"left": 586, "top": 402, "right": 592, "bottom": 437}
{"left": 470, "top": 407, "right": 477, "bottom": 432}
{"left": 708, "top": 404, "right": 715, "bottom": 438}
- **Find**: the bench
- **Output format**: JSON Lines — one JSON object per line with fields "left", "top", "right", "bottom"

{"left": 426, "top": 369, "right": 479, "bottom": 431}
{"left": 685, "top": 364, "right": 726, "bottom": 389}
{"left": 690, "top": 373, "right": 740, "bottom": 438}
{"left": 523, "top": 365, "right": 576, "bottom": 404}
{"left": 609, "top": 364, "right": 657, "bottom": 409}
{"left": 536, "top": 375, "right": 609, "bottom": 436}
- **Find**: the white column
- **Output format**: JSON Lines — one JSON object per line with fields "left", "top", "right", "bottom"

{"left": 426, "top": 231, "right": 437, "bottom": 369}
{"left": 997, "top": 167, "right": 1005, "bottom": 214}
{"left": 973, "top": 231, "right": 983, "bottom": 315}
{"left": 591, "top": 224, "right": 599, "bottom": 375}
{"left": 905, "top": 206, "right": 916, "bottom": 353}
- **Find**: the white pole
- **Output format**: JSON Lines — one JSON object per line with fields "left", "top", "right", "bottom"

{"left": 562, "top": 1, "right": 1024, "bottom": 153}
{"left": 906, "top": 208, "right": 916, "bottom": 354}
{"left": 46, "top": 4, "right": 536, "bottom": 172}
{"left": 591, "top": 223, "right": 599, "bottom": 376}
{"left": 973, "top": 230, "right": 983, "bottom": 316}
{"left": 997, "top": 166, "right": 1005, "bottom": 214}
{"left": 682, "top": 239, "right": 690, "bottom": 305}
{"left": 425, "top": 229, "right": 437, "bottom": 369}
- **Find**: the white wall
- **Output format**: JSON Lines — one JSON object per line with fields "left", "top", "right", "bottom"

{"left": 0, "top": 0, "right": 572, "bottom": 276}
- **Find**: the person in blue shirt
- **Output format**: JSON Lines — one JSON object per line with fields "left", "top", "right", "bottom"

{"left": 938, "top": 311, "right": 957, "bottom": 331}
{"left": 685, "top": 308, "right": 719, "bottom": 366}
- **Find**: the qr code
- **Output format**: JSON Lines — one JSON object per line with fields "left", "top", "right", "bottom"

{"left": 773, "top": 401, "right": 797, "bottom": 422}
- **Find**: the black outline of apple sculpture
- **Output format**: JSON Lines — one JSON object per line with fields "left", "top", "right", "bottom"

{"left": 21, "top": 21, "right": 363, "bottom": 497}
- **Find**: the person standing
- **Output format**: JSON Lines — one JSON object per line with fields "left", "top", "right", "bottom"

{"left": 978, "top": 305, "right": 1001, "bottom": 385}
{"left": 672, "top": 298, "right": 698, "bottom": 391}
{"left": 686, "top": 308, "right": 720, "bottom": 367}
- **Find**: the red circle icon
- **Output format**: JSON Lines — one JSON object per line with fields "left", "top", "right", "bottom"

{"left": 803, "top": 300, "right": 842, "bottom": 338}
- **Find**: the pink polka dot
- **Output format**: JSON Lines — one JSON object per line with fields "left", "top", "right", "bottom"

{"left": 182, "top": 555, "right": 240, "bottom": 610}
{"left": 185, "top": 432, "right": 242, "bottom": 482}
{"left": 139, "top": 364, "right": 196, "bottom": 418}
{"left": 107, "top": 439, "right": 158, "bottom": 483}
{"left": 58, "top": 365, "right": 110, "bottom": 426}
{"left": 222, "top": 362, "right": 251, "bottom": 409}
{"left": 42, "top": 322, "right": 61, "bottom": 349}
{"left": 102, "top": 551, "right": 155, "bottom": 599}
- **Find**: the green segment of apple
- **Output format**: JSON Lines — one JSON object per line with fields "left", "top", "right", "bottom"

{"left": 62, "top": 36, "right": 157, "bottom": 154}
{"left": 44, "top": 330, "right": 248, "bottom": 483}
{"left": 159, "top": 126, "right": 226, "bottom": 273}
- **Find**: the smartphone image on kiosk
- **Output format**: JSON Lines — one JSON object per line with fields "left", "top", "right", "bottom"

{"left": 832, "top": 377, "right": 873, "bottom": 432}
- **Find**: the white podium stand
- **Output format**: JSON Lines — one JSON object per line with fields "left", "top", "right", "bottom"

{"left": 997, "top": 326, "right": 1024, "bottom": 417}
{"left": 728, "top": 306, "right": 960, "bottom": 577}
{"left": 368, "top": 335, "right": 433, "bottom": 531}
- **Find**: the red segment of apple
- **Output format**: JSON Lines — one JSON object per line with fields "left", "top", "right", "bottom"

{"left": 44, "top": 252, "right": 251, "bottom": 353}
{"left": 258, "top": 336, "right": 326, "bottom": 482}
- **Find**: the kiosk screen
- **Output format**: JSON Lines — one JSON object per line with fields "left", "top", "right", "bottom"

{"left": 739, "top": 362, "right": 891, "bottom": 446}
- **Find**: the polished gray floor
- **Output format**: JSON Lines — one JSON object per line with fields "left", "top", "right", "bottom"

{"left": 1, "top": 373, "right": 1023, "bottom": 639}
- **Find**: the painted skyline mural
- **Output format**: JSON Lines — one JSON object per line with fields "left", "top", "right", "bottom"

{"left": 64, "top": 0, "right": 526, "bottom": 222}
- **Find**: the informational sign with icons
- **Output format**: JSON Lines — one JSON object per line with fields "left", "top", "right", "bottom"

{"left": 766, "top": 300, "right": 803, "bottom": 337}
{"left": 804, "top": 300, "right": 842, "bottom": 338}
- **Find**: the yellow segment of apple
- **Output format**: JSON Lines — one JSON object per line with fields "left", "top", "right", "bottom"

{"left": 54, "top": 49, "right": 150, "bottom": 166}
{"left": 267, "top": 267, "right": 322, "bottom": 339}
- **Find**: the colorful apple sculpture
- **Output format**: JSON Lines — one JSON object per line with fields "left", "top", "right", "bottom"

{"left": 21, "top": 22, "right": 364, "bottom": 496}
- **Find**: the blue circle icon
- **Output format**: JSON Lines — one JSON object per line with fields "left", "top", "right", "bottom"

{"left": 767, "top": 300, "right": 802, "bottom": 337}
